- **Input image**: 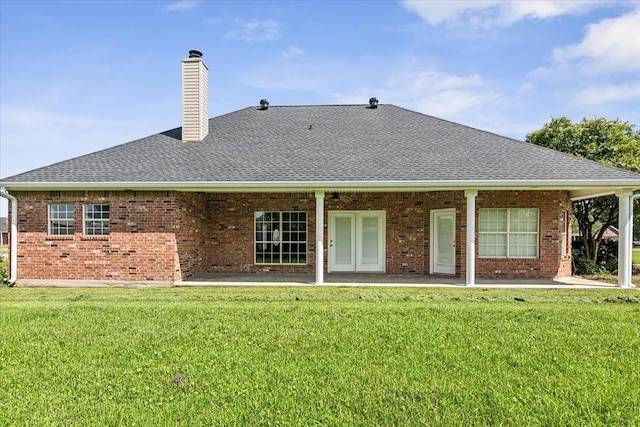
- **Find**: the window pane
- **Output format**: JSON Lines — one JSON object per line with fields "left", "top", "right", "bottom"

{"left": 335, "top": 217, "right": 352, "bottom": 265}
{"left": 84, "top": 204, "right": 109, "bottom": 236}
{"left": 362, "top": 217, "right": 379, "bottom": 265}
{"left": 255, "top": 211, "right": 307, "bottom": 264}
{"left": 49, "top": 204, "right": 75, "bottom": 236}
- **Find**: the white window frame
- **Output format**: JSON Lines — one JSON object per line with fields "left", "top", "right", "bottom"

{"left": 48, "top": 204, "right": 75, "bottom": 236}
{"left": 479, "top": 208, "right": 539, "bottom": 258}
{"left": 254, "top": 211, "right": 307, "bottom": 264}
{"left": 83, "top": 204, "right": 110, "bottom": 236}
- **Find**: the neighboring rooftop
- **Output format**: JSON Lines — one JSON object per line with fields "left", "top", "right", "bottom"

{"left": 2, "top": 104, "right": 640, "bottom": 188}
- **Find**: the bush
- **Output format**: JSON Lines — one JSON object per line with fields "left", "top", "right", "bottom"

{"left": 572, "top": 239, "right": 620, "bottom": 275}
{"left": 572, "top": 248, "right": 596, "bottom": 275}
{"left": 0, "top": 263, "right": 6, "bottom": 284}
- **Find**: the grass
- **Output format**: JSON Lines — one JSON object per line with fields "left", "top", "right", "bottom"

{"left": 1, "top": 287, "right": 639, "bottom": 426}
{"left": 633, "top": 248, "right": 640, "bottom": 264}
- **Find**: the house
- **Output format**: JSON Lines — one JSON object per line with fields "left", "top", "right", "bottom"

{"left": 0, "top": 217, "right": 8, "bottom": 245}
{"left": 602, "top": 226, "right": 619, "bottom": 241}
{"left": 1, "top": 51, "right": 640, "bottom": 287}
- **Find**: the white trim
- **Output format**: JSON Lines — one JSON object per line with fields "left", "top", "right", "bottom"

{"left": 48, "top": 203, "right": 75, "bottom": 237}
{"left": 328, "top": 212, "right": 356, "bottom": 272}
{"left": 328, "top": 210, "right": 386, "bottom": 273}
{"left": 82, "top": 203, "right": 110, "bottom": 236}
{"left": 253, "top": 211, "right": 308, "bottom": 265}
{"left": 1, "top": 179, "right": 638, "bottom": 192}
{"left": 478, "top": 208, "right": 540, "bottom": 259}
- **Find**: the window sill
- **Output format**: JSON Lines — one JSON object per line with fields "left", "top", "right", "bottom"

{"left": 81, "top": 235, "right": 109, "bottom": 241}
{"left": 46, "top": 235, "right": 74, "bottom": 240}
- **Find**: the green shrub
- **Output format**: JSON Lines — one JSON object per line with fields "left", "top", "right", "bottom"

{"left": 0, "top": 258, "right": 7, "bottom": 284}
{"left": 572, "top": 248, "right": 596, "bottom": 275}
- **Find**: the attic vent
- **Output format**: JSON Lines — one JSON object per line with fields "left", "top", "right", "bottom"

{"left": 259, "top": 99, "right": 269, "bottom": 110}
{"left": 369, "top": 97, "right": 378, "bottom": 109}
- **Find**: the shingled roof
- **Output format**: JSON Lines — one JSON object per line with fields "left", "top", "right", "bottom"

{"left": 2, "top": 104, "right": 640, "bottom": 195}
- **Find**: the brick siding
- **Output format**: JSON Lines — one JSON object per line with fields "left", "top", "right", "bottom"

{"left": 8, "top": 189, "right": 572, "bottom": 283}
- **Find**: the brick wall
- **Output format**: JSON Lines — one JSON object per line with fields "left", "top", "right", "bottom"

{"left": 206, "top": 193, "right": 317, "bottom": 273}
{"left": 475, "top": 190, "right": 572, "bottom": 279}
{"left": 9, "top": 189, "right": 572, "bottom": 282}
{"left": 175, "top": 192, "right": 208, "bottom": 279}
{"left": 13, "top": 191, "right": 179, "bottom": 282}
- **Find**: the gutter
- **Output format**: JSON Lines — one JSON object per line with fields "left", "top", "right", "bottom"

{"left": 1, "top": 178, "right": 639, "bottom": 191}
{"left": 0, "top": 187, "right": 17, "bottom": 285}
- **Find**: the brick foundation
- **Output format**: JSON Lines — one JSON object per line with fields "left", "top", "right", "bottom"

{"left": 8, "top": 189, "right": 572, "bottom": 283}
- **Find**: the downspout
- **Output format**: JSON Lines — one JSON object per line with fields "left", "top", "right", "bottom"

{"left": 0, "top": 187, "right": 17, "bottom": 285}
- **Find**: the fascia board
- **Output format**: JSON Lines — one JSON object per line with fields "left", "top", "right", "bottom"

{"left": 1, "top": 179, "right": 639, "bottom": 193}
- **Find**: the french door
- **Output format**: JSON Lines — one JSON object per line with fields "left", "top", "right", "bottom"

{"left": 328, "top": 211, "right": 385, "bottom": 272}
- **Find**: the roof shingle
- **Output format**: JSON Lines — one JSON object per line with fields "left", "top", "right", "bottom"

{"left": 2, "top": 104, "right": 640, "bottom": 184}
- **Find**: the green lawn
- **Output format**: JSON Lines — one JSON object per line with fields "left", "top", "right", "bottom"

{"left": 633, "top": 248, "right": 640, "bottom": 264}
{"left": 1, "top": 287, "right": 639, "bottom": 426}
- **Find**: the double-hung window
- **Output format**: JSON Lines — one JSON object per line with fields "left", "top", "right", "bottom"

{"left": 479, "top": 208, "right": 539, "bottom": 258}
{"left": 83, "top": 204, "right": 110, "bottom": 236}
{"left": 49, "top": 204, "right": 75, "bottom": 236}
{"left": 255, "top": 211, "right": 307, "bottom": 264}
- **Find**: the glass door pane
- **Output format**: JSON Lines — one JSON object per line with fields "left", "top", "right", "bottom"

{"left": 335, "top": 217, "right": 353, "bottom": 265}
{"left": 437, "top": 215, "right": 454, "bottom": 266}
{"left": 361, "top": 216, "right": 379, "bottom": 265}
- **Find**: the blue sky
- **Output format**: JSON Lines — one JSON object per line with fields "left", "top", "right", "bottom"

{"left": 1, "top": 0, "right": 639, "bottom": 215}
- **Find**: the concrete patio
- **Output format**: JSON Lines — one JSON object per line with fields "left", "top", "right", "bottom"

{"left": 175, "top": 273, "right": 629, "bottom": 289}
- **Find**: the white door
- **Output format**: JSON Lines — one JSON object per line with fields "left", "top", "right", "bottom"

{"left": 329, "top": 211, "right": 385, "bottom": 272}
{"left": 329, "top": 213, "right": 356, "bottom": 272}
{"left": 431, "top": 209, "right": 456, "bottom": 275}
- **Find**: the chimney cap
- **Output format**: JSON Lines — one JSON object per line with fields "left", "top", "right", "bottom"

{"left": 369, "top": 97, "right": 379, "bottom": 109}
{"left": 188, "top": 50, "right": 203, "bottom": 58}
{"left": 259, "top": 99, "right": 269, "bottom": 110}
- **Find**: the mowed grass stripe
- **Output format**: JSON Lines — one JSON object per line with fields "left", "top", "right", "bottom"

{"left": 0, "top": 287, "right": 639, "bottom": 426}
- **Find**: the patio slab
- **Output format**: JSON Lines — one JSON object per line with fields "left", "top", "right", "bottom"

{"left": 175, "top": 273, "right": 627, "bottom": 289}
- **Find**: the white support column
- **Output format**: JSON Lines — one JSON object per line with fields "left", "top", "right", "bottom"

{"left": 617, "top": 189, "right": 633, "bottom": 288}
{"left": 315, "top": 191, "right": 325, "bottom": 285}
{"left": 465, "top": 189, "right": 478, "bottom": 287}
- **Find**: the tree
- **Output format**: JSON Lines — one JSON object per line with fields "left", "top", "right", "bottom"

{"left": 526, "top": 117, "right": 640, "bottom": 265}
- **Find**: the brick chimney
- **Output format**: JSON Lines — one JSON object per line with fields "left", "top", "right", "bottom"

{"left": 181, "top": 50, "right": 208, "bottom": 142}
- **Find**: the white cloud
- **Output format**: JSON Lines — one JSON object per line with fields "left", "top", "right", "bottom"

{"left": 164, "top": 0, "right": 198, "bottom": 12}
{"left": 335, "top": 68, "right": 500, "bottom": 119}
{"left": 551, "top": 10, "right": 640, "bottom": 73}
{"left": 226, "top": 19, "right": 282, "bottom": 42}
{"left": 282, "top": 46, "right": 304, "bottom": 59}
{"left": 401, "top": 0, "right": 607, "bottom": 28}
{"left": 572, "top": 81, "right": 640, "bottom": 105}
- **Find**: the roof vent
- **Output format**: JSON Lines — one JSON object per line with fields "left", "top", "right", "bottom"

{"left": 259, "top": 99, "right": 269, "bottom": 110}
{"left": 369, "top": 97, "right": 378, "bottom": 109}
{"left": 188, "top": 50, "right": 203, "bottom": 58}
